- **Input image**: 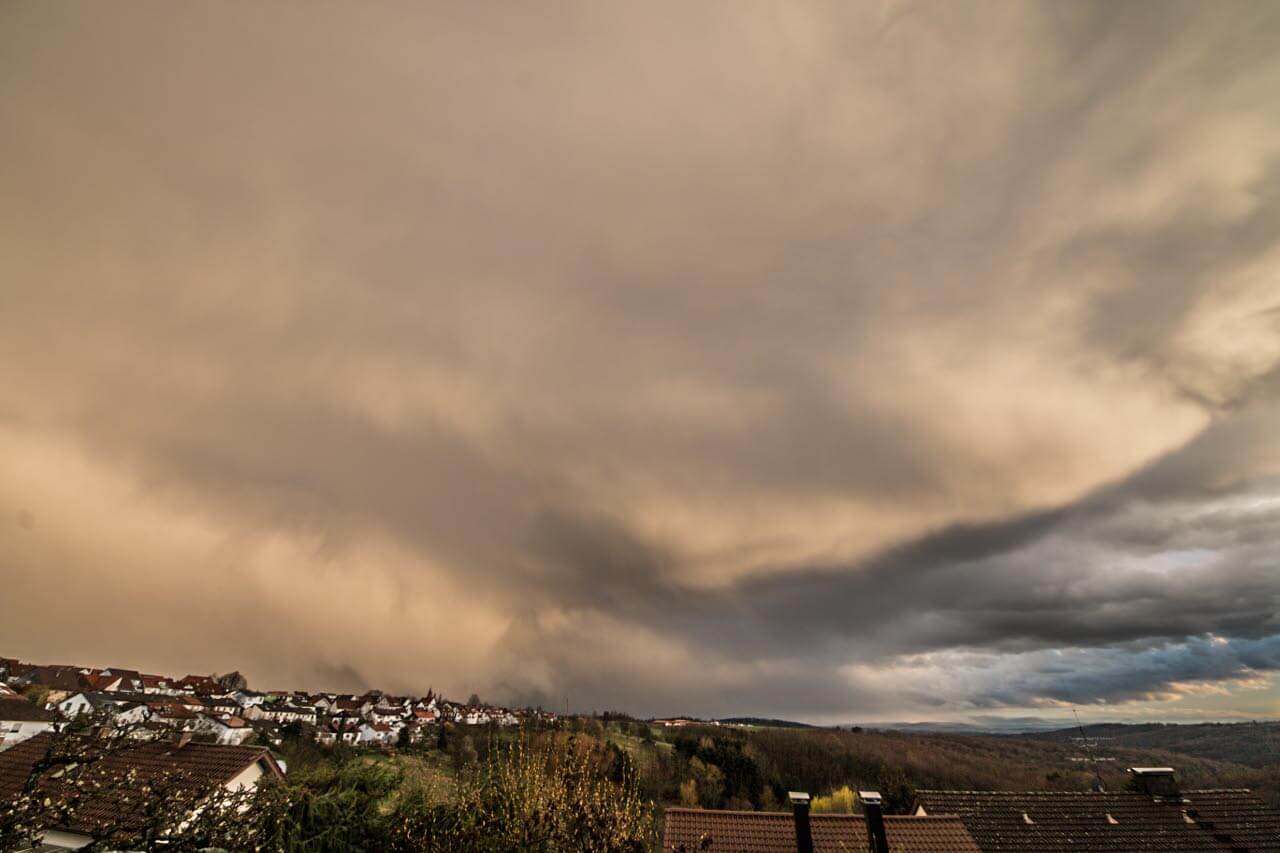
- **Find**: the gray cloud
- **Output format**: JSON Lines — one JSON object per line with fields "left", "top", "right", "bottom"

{"left": 1, "top": 0, "right": 1279, "bottom": 720}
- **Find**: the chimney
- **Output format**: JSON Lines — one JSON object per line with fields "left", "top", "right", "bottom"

{"left": 859, "top": 791, "right": 890, "bottom": 853}
{"left": 789, "top": 792, "right": 814, "bottom": 853}
{"left": 1129, "top": 767, "right": 1180, "bottom": 800}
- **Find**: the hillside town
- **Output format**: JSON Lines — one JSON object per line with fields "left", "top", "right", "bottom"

{"left": 0, "top": 655, "right": 553, "bottom": 752}
{"left": 4, "top": 653, "right": 1280, "bottom": 851}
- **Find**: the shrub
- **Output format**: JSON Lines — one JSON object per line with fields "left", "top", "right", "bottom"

{"left": 811, "top": 785, "right": 857, "bottom": 814}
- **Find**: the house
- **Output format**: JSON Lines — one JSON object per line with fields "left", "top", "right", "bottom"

{"left": 110, "top": 702, "right": 153, "bottom": 728}
{"left": 664, "top": 791, "right": 980, "bottom": 853}
{"left": 56, "top": 692, "right": 99, "bottom": 719}
{"left": 369, "top": 706, "right": 406, "bottom": 726}
{"left": 100, "top": 668, "right": 145, "bottom": 692}
{"left": 243, "top": 702, "right": 315, "bottom": 725}
{"left": 312, "top": 695, "right": 339, "bottom": 713}
{"left": 314, "top": 716, "right": 362, "bottom": 747}
{"left": 270, "top": 703, "right": 317, "bottom": 725}
{"left": 1, "top": 659, "right": 36, "bottom": 686}
{"left": 915, "top": 767, "right": 1280, "bottom": 852}
{"left": 377, "top": 695, "right": 413, "bottom": 712}
{"left": 357, "top": 722, "right": 395, "bottom": 746}
{"left": 146, "top": 701, "right": 199, "bottom": 730}
{"left": 78, "top": 673, "right": 123, "bottom": 693}
{"left": 176, "top": 674, "right": 221, "bottom": 695}
{"left": 140, "top": 674, "right": 176, "bottom": 694}
{"left": 333, "top": 697, "right": 372, "bottom": 716}
{"left": 199, "top": 695, "right": 241, "bottom": 716}
{"left": 0, "top": 731, "right": 285, "bottom": 850}
{"left": 230, "top": 689, "right": 265, "bottom": 708}
{"left": 245, "top": 720, "right": 285, "bottom": 747}
{"left": 193, "top": 714, "right": 256, "bottom": 746}
{"left": 22, "top": 666, "right": 89, "bottom": 703}
{"left": 0, "top": 698, "right": 60, "bottom": 749}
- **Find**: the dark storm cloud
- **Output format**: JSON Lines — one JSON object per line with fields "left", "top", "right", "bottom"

{"left": 492, "top": 426, "right": 1280, "bottom": 714}
{"left": 1, "top": 0, "right": 1279, "bottom": 718}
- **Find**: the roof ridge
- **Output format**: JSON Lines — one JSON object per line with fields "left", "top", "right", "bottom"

{"left": 665, "top": 807, "right": 831, "bottom": 818}
{"left": 663, "top": 807, "right": 963, "bottom": 822}
{"left": 919, "top": 788, "right": 1258, "bottom": 795}
{"left": 883, "top": 815, "right": 965, "bottom": 820}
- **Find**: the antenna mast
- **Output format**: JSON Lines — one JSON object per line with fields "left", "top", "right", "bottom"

{"left": 1073, "top": 708, "right": 1105, "bottom": 792}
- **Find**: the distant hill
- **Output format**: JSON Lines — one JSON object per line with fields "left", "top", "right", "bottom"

{"left": 862, "top": 716, "right": 1076, "bottom": 735}
{"left": 1027, "top": 721, "right": 1280, "bottom": 769}
{"left": 719, "top": 717, "right": 815, "bottom": 729}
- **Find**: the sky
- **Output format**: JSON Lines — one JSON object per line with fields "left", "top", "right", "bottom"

{"left": 1, "top": 1, "right": 1279, "bottom": 725}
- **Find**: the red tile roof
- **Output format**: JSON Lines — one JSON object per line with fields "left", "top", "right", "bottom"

{"left": 662, "top": 807, "right": 981, "bottom": 852}
{"left": 0, "top": 697, "right": 58, "bottom": 722}
{"left": 28, "top": 666, "right": 87, "bottom": 692}
{"left": 915, "top": 789, "right": 1280, "bottom": 852}
{"left": 0, "top": 733, "right": 283, "bottom": 836}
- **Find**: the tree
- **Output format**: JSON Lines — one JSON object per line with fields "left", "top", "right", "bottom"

{"left": 20, "top": 684, "right": 49, "bottom": 709}
{"left": 214, "top": 670, "right": 248, "bottom": 692}
{"left": 812, "top": 785, "right": 856, "bottom": 814}
{"left": 686, "top": 758, "right": 725, "bottom": 809}
{"left": 449, "top": 734, "right": 478, "bottom": 769}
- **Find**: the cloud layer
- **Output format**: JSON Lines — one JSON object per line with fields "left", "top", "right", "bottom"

{"left": 2, "top": 0, "right": 1279, "bottom": 721}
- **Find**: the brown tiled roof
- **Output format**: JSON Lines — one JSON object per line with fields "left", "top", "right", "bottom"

{"left": 0, "top": 733, "right": 50, "bottom": 797}
{"left": 79, "top": 673, "right": 118, "bottom": 691}
{"left": 178, "top": 675, "right": 221, "bottom": 693}
{"left": 0, "top": 733, "right": 283, "bottom": 835}
{"left": 915, "top": 789, "right": 1280, "bottom": 852}
{"left": 0, "top": 697, "right": 58, "bottom": 722}
{"left": 662, "top": 807, "right": 980, "bottom": 852}
{"left": 3, "top": 660, "right": 35, "bottom": 679}
{"left": 28, "top": 666, "right": 87, "bottom": 692}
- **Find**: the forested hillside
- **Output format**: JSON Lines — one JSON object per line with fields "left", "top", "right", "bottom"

{"left": 1025, "top": 721, "right": 1280, "bottom": 769}
{"left": 594, "top": 722, "right": 1280, "bottom": 814}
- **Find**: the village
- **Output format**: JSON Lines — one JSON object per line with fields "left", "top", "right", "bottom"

{"left": 0, "top": 655, "right": 553, "bottom": 752}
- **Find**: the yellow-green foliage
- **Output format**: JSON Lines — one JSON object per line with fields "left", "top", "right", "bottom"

{"left": 811, "top": 785, "right": 857, "bottom": 814}
{"left": 403, "top": 734, "right": 654, "bottom": 851}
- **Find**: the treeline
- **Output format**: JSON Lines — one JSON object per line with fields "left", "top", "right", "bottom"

{"left": 587, "top": 722, "right": 1280, "bottom": 815}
